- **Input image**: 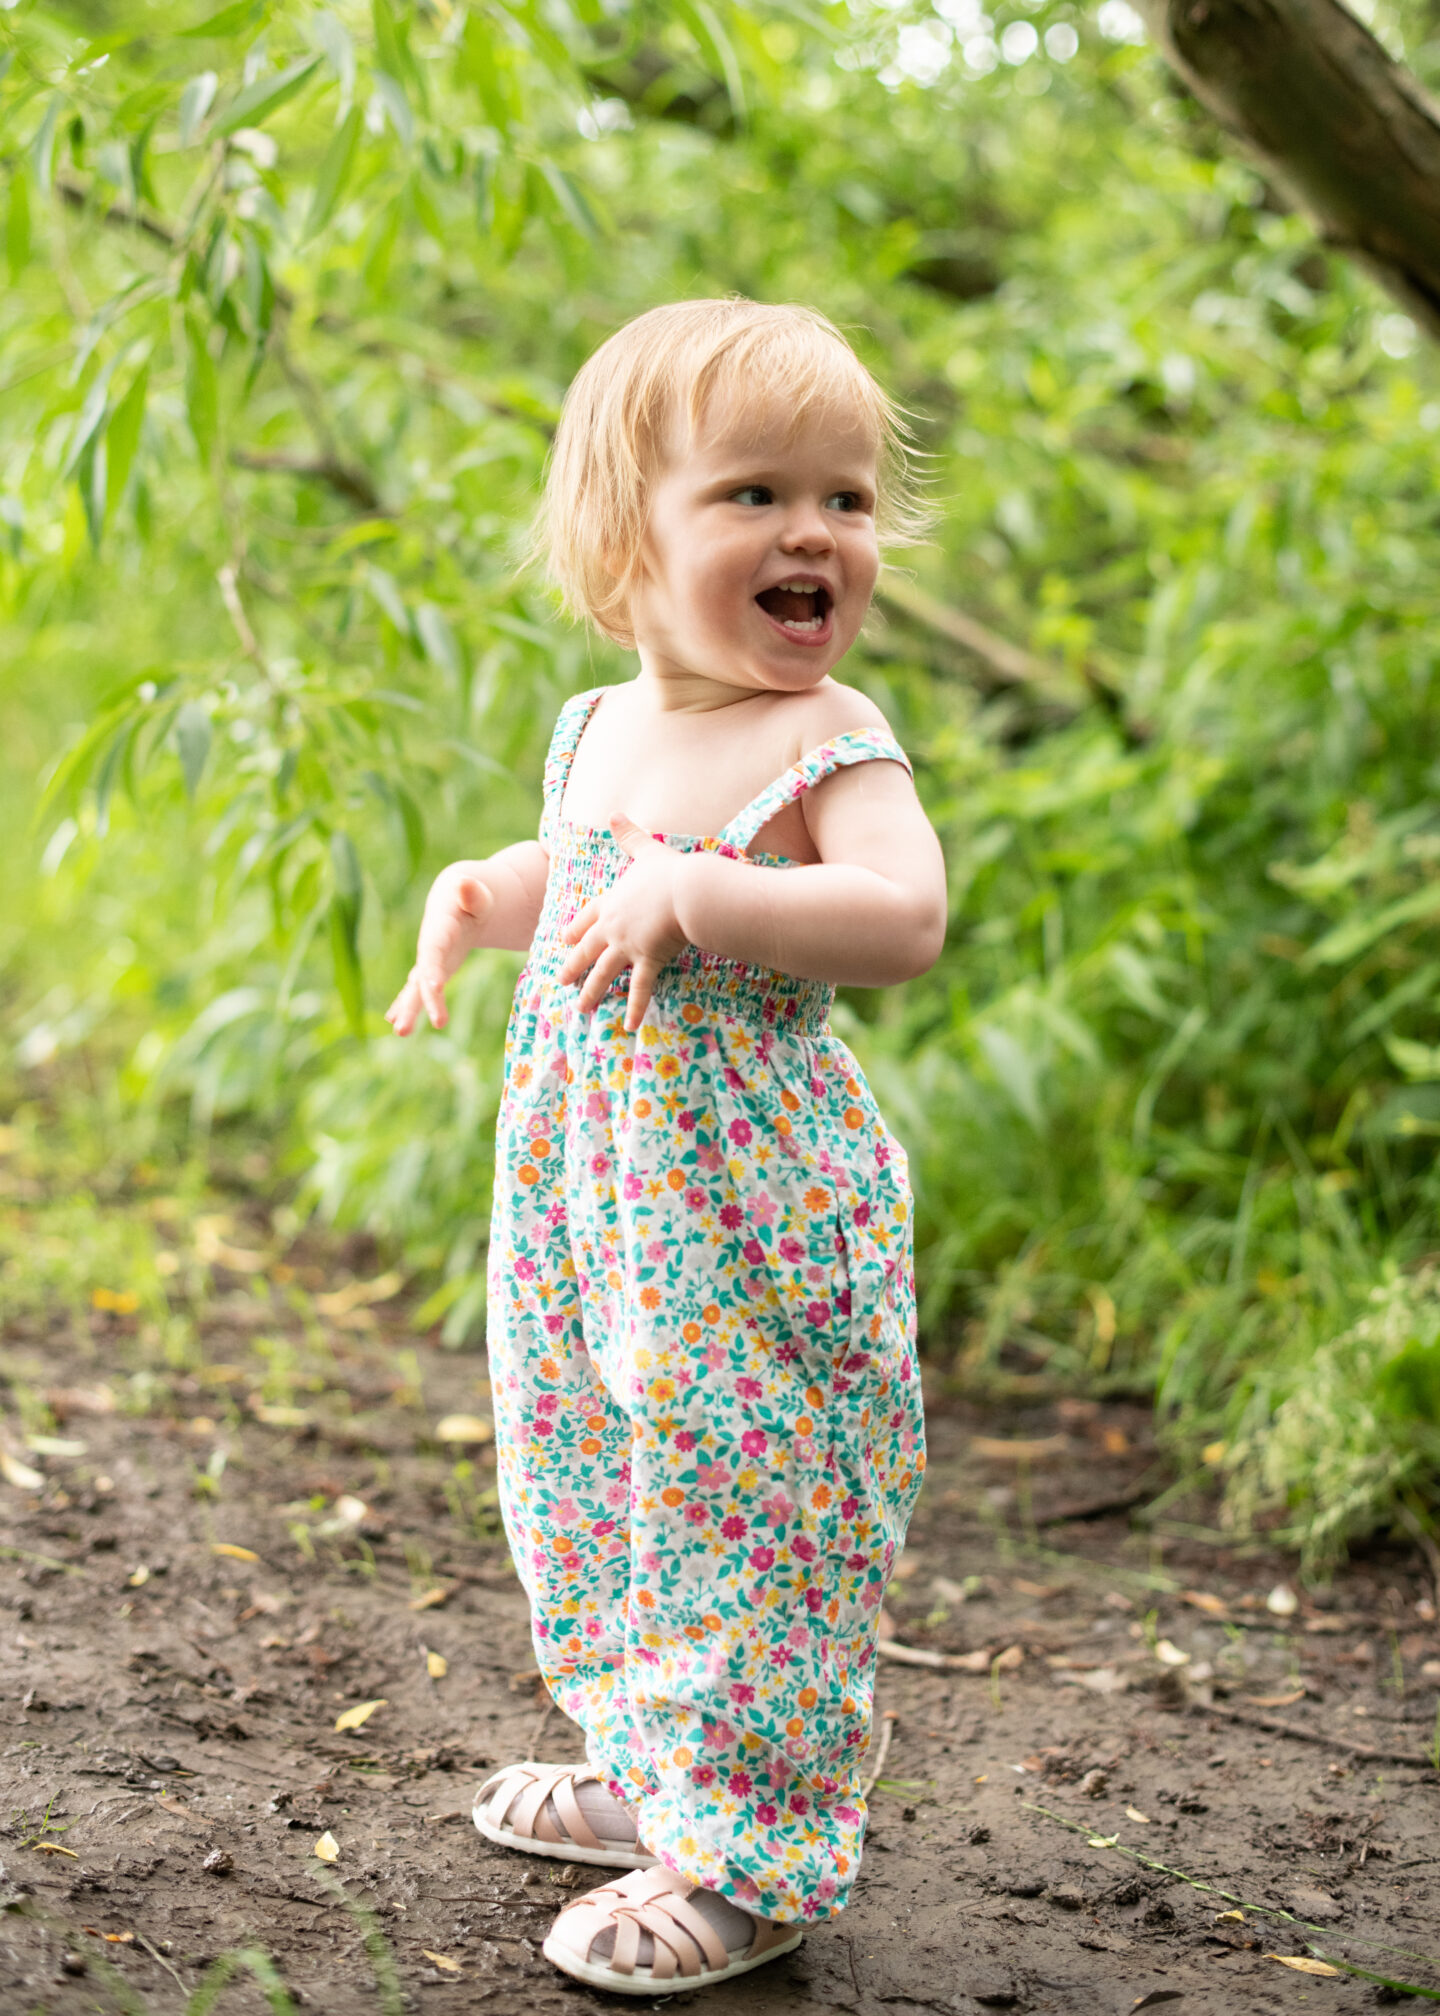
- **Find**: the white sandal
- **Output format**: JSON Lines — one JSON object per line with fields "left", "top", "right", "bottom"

{"left": 542, "top": 1864, "right": 802, "bottom": 1995}
{"left": 472, "top": 1760, "right": 657, "bottom": 1870}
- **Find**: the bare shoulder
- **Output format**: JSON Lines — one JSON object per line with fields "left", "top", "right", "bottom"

{"left": 793, "top": 679, "right": 896, "bottom": 754}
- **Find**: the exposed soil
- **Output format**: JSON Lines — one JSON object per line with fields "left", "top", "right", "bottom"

{"left": 2, "top": 1257, "right": 1438, "bottom": 2015}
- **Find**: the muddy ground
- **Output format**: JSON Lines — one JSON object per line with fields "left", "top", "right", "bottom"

{"left": 2, "top": 1246, "right": 1438, "bottom": 2015}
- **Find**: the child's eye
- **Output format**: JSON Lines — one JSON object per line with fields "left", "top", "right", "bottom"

{"left": 730, "top": 485, "right": 773, "bottom": 506}
{"left": 826, "top": 491, "right": 865, "bottom": 513}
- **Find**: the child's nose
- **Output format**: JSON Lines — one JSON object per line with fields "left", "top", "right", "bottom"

{"left": 779, "top": 503, "right": 835, "bottom": 551}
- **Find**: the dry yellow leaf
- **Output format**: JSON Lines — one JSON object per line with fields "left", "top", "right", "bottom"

{"left": 426, "top": 1651, "right": 448, "bottom": 1680}
{"left": 91, "top": 1288, "right": 140, "bottom": 1314}
{"left": 212, "top": 1543, "right": 259, "bottom": 1562}
{"left": 423, "top": 1951, "right": 462, "bottom": 1974}
{"left": 434, "top": 1414, "right": 494, "bottom": 1445}
{"left": 1264, "top": 1956, "right": 1340, "bottom": 1977}
{"left": 970, "top": 1434, "right": 1068, "bottom": 1462}
{"left": 127, "top": 1566, "right": 150, "bottom": 1588}
{"left": 409, "top": 1587, "right": 451, "bottom": 1611}
{"left": 334, "top": 1698, "right": 387, "bottom": 1733}
{"left": 32, "top": 1841, "right": 77, "bottom": 1857}
{"left": 1201, "top": 1440, "right": 1227, "bottom": 1467}
{"left": 1124, "top": 1806, "right": 1151, "bottom": 1825}
{"left": 1154, "top": 1640, "right": 1190, "bottom": 1667}
{"left": 1182, "top": 1589, "right": 1229, "bottom": 1616}
{"left": 313, "top": 1831, "right": 340, "bottom": 1863}
{"left": 1215, "top": 1910, "right": 1245, "bottom": 1923}
{"left": 27, "top": 1435, "right": 86, "bottom": 1458}
{"left": 0, "top": 1450, "right": 44, "bottom": 1491}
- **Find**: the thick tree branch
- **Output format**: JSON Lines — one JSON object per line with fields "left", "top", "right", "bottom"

{"left": 1135, "top": 0, "right": 1440, "bottom": 340}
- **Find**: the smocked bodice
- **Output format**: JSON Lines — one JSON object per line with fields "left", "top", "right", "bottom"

{"left": 520, "top": 687, "right": 914, "bottom": 1039}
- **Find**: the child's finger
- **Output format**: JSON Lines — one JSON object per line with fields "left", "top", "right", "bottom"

{"left": 576, "top": 948, "right": 630, "bottom": 1015}
{"left": 562, "top": 900, "right": 597, "bottom": 945}
{"left": 623, "top": 957, "right": 661, "bottom": 1033}
{"left": 558, "top": 921, "right": 606, "bottom": 984}
{"left": 419, "top": 971, "right": 449, "bottom": 1029}
{"left": 385, "top": 972, "right": 421, "bottom": 1035}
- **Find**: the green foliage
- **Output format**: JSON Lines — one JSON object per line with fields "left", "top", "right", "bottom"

{"left": 6, "top": 0, "right": 1440, "bottom": 1564}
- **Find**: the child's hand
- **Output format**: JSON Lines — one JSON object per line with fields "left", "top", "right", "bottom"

{"left": 386, "top": 869, "right": 496, "bottom": 1035}
{"left": 559, "top": 813, "right": 690, "bottom": 1032}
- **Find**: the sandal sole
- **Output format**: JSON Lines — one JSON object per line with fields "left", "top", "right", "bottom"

{"left": 472, "top": 1800, "right": 657, "bottom": 1872}
{"left": 541, "top": 1925, "right": 802, "bottom": 1995}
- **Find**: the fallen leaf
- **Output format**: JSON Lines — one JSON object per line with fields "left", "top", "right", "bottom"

{"left": 91, "top": 1288, "right": 140, "bottom": 1314}
{"left": 211, "top": 1543, "right": 259, "bottom": 1563}
{"left": 993, "top": 1645, "right": 1024, "bottom": 1671}
{"left": 409, "top": 1587, "right": 452, "bottom": 1611}
{"left": 1125, "top": 1806, "right": 1151, "bottom": 1824}
{"left": 1243, "top": 1689, "right": 1306, "bottom": 1708}
{"left": 1154, "top": 1640, "right": 1190, "bottom": 1667}
{"left": 127, "top": 1566, "right": 150, "bottom": 1588}
{"left": 949, "top": 1648, "right": 996, "bottom": 1673}
{"left": 250, "top": 1402, "right": 310, "bottom": 1428}
{"left": 313, "top": 1831, "right": 340, "bottom": 1863}
{"left": 31, "top": 1841, "right": 78, "bottom": 1857}
{"left": 27, "top": 1435, "right": 87, "bottom": 1458}
{"left": 155, "top": 1795, "right": 210, "bottom": 1827}
{"left": 422, "top": 1951, "right": 462, "bottom": 1974}
{"left": 0, "top": 1450, "right": 45, "bottom": 1491}
{"left": 1182, "top": 1589, "right": 1229, "bottom": 1617}
{"left": 1215, "top": 1910, "right": 1245, "bottom": 1923}
{"left": 1101, "top": 1426, "right": 1130, "bottom": 1455}
{"left": 1266, "top": 1584, "right": 1298, "bottom": 1618}
{"left": 1264, "top": 1955, "right": 1340, "bottom": 1977}
{"left": 1086, "top": 1834, "right": 1118, "bottom": 1849}
{"left": 1060, "top": 1665, "right": 1129, "bottom": 1695}
{"left": 426, "top": 1650, "right": 447, "bottom": 1680}
{"left": 46, "top": 1385, "right": 116, "bottom": 1418}
{"left": 315, "top": 1270, "right": 404, "bottom": 1318}
{"left": 1012, "top": 1578, "right": 1064, "bottom": 1598}
{"left": 433, "top": 1414, "right": 494, "bottom": 1445}
{"left": 334, "top": 1698, "right": 387, "bottom": 1733}
{"left": 1130, "top": 1994, "right": 1185, "bottom": 2010}
{"left": 104, "top": 1931, "right": 135, "bottom": 1943}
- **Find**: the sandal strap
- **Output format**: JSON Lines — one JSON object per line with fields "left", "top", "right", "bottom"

{"left": 550, "top": 1866, "right": 743, "bottom": 1980}
{"left": 475, "top": 1761, "right": 606, "bottom": 1852}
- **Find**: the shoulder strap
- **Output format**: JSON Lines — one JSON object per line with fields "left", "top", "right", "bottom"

{"left": 539, "top": 687, "right": 607, "bottom": 845}
{"left": 717, "top": 728, "right": 914, "bottom": 854}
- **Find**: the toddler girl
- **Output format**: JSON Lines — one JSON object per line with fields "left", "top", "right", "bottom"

{"left": 387, "top": 298, "right": 947, "bottom": 1993}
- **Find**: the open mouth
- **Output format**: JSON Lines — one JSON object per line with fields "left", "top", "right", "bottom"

{"left": 755, "top": 579, "right": 832, "bottom": 637}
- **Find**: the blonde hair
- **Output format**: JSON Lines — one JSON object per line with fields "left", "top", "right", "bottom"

{"left": 535, "top": 297, "right": 928, "bottom": 647}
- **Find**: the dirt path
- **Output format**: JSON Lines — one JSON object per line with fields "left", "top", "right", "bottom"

{"left": 2, "top": 1262, "right": 1438, "bottom": 2014}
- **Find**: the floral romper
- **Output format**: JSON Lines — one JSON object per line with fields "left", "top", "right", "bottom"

{"left": 485, "top": 685, "right": 925, "bottom": 1925}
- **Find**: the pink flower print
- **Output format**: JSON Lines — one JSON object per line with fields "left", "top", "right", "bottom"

{"left": 755, "top": 1803, "right": 778, "bottom": 1826}
{"left": 677, "top": 1109, "right": 697, "bottom": 1132}
{"left": 674, "top": 1430, "right": 698, "bottom": 1452}
{"left": 741, "top": 1430, "right": 768, "bottom": 1460}
{"left": 584, "top": 1618, "right": 602, "bottom": 1638}
{"left": 750, "top": 1545, "right": 775, "bottom": 1571}
{"left": 694, "top": 1459, "right": 731, "bottom": 1490}
{"left": 543, "top": 1311, "right": 564, "bottom": 1334}
{"left": 861, "top": 1581, "right": 884, "bottom": 1610}
{"left": 551, "top": 1495, "right": 579, "bottom": 1523}
{"left": 742, "top": 1238, "right": 765, "bottom": 1266}
{"left": 735, "top": 1376, "right": 762, "bottom": 1402}
{"left": 719, "top": 1203, "right": 743, "bottom": 1230}
{"left": 727, "top": 1118, "right": 752, "bottom": 1148}
{"left": 853, "top": 1201, "right": 871, "bottom": 1227}
{"left": 804, "top": 1588, "right": 824, "bottom": 1613}
{"left": 836, "top": 1287, "right": 852, "bottom": 1317}
{"left": 515, "top": 1256, "right": 537, "bottom": 1282}
{"left": 845, "top": 1552, "right": 866, "bottom": 1572}
{"left": 585, "top": 1090, "right": 607, "bottom": 1119}
{"left": 605, "top": 1484, "right": 627, "bottom": 1508}
{"left": 536, "top": 1393, "right": 559, "bottom": 1414}
{"left": 723, "top": 1066, "right": 746, "bottom": 1092}
{"left": 729, "top": 1683, "right": 755, "bottom": 1707}
{"left": 691, "top": 1764, "right": 716, "bottom": 1788}
{"left": 759, "top": 1492, "right": 792, "bottom": 1526}
{"left": 703, "top": 1341, "right": 726, "bottom": 1371}
{"left": 644, "top": 1238, "right": 668, "bottom": 1263}
{"left": 792, "top": 1535, "right": 817, "bottom": 1563}
{"left": 728, "top": 1769, "right": 753, "bottom": 1797}
{"left": 720, "top": 1514, "right": 747, "bottom": 1542}
{"left": 778, "top": 1237, "right": 804, "bottom": 1264}
{"left": 806, "top": 1263, "right": 826, "bottom": 1285}
{"left": 789, "top": 1793, "right": 809, "bottom": 1815}
{"left": 623, "top": 1173, "right": 644, "bottom": 1200}
{"left": 684, "top": 1187, "right": 706, "bottom": 1211}
{"left": 804, "top": 1300, "right": 831, "bottom": 1328}
{"left": 684, "top": 1502, "right": 707, "bottom": 1524}
{"left": 532, "top": 1416, "right": 554, "bottom": 1438}
{"left": 840, "top": 1495, "right": 860, "bottom": 1519}
{"left": 698, "top": 1143, "right": 723, "bottom": 1172}
{"left": 747, "top": 1191, "right": 779, "bottom": 1230}
{"left": 593, "top": 1519, "right": 616, "bottom": 1538}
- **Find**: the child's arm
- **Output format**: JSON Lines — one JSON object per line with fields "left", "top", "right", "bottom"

{"left": 558, "top": 760, "right": 946, "bottom": 1031}
{"left": 386, "top": 839, "right": 550, "bottom": 1034}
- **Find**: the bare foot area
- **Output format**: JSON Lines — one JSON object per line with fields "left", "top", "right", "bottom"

{"left": 2, "top": 1246, "right": 1437, "bottom": 2013}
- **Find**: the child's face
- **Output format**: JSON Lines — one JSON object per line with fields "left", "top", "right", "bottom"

{"left": 628, "top": 395, "right": 880, "bottom": 696}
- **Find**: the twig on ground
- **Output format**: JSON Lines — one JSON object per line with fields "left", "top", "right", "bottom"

{"left": 1194, "top": 1698, "right": 1434, "bottom": 1767}
{"left": 133, "top": 1932, "right": 190, "bottom": 1997}
{"left": 861, "top": 1708, "right": 898, "bottom": 1798}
